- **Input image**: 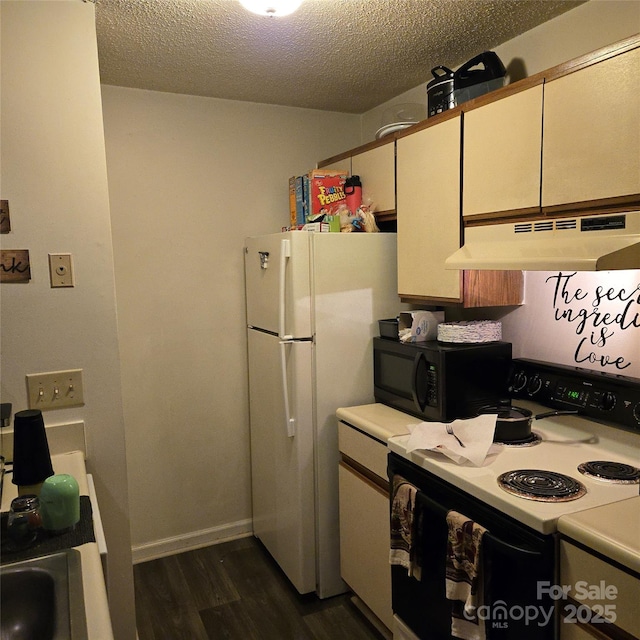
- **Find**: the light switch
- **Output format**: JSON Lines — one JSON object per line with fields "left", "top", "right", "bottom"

{"left": 26, "top": 369, "right": 84, "bottom": 410}
{"left": 49, "top": 253, "right": 74, "bottom": 287}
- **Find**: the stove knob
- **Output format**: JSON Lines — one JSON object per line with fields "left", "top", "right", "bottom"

{"left": 599, "top": 391, "right": 616, "bottom": 412}
{"left": 510, "top": 370, "right": 527, "bottom": 393}
{"left": 526, "top": 374, "right": 543, "bottom": 396}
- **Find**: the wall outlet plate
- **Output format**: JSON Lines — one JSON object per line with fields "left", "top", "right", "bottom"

{"left": 26, "top": 369, "right": 84, "bottom": 410}
{"left": 48, "top": 253, "right": 74, "bottom": 287}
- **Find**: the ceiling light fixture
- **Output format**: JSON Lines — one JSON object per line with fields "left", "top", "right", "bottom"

{"left": 239, "top": 0, "right": 303, "bottom": 17}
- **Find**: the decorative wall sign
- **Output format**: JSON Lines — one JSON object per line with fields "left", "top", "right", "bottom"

{"left": 0, "top": 249, "right": 31, "bottom": 282}
{"left": 0, "top": 200, "right": 10, "bottom": 234}
{"left": 502, "top": 271, "right": 640, "bottom": 378}
{"left": 545, "top": 271, "right": 639, "bottom": 371}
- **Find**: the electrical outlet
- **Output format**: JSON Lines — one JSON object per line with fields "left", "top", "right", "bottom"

{"left": 26, "top": 369, "right": 84, "bottom": 410}
{"left": 48, "top": 253, "right": 74, "bottom": 287}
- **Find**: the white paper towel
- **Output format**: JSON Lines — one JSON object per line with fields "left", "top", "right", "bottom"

{"left": 399, "top": 310, "right": 445, "bottom": 343}
{"left": 403, "top": 414, "right": 499, "bottom": 466}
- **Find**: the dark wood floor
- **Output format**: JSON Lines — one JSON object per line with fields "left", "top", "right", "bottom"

{"left": 133, "top": 535, "right": 386, "bottom": 640}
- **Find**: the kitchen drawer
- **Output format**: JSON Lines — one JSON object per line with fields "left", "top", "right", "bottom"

{"left": 559, "top": 539, "right": 640, "bottom": 639}
{"left": 338, "top": 421, "right": 388, "bottom": 481}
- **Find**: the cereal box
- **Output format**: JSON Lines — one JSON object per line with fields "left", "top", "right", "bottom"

{"left": 307, "top": 170, "right": 348, "bottom": 218}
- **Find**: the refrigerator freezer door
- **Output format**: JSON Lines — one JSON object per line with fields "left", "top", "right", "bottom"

{"left": 245, "top": 232, "right": 312, "bottom": 338}
{"left": 247, "top": 328, "right": 316, "bottom": 594}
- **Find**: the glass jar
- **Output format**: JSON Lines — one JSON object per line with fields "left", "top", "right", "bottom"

{"left": 7, "top": 494, "right": 42, "bottom": 545}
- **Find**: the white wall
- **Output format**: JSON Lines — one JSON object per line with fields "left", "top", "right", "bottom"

{"left": 361, "top": 0, "right": 640, "bottom": 141}
{"left": 0, "top": 2, "right": 135, "bottom": 639}
{"left": 101, "top": 85, "right": 360, "bottom": 557}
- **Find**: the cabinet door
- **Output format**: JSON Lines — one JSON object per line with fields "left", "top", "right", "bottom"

{"left": 542, "top": 48, "right": 640, "bottom": 209}
{"left": 319, "top": 158, "right": 351, "bottom": 175}
{"left": 396, "top": 116, "right": 462, "bottom": 301}
{"left": 463, "top": 85, "right": 543, "bottom": 219}
{"left": 338, "top": 463, "right": 393, "bottom": 631}
{"left": 560, "top": 540, "right": 640, "bottom": 639}
{"left": 351, "top": 142, "right": 395, "bottom": 213}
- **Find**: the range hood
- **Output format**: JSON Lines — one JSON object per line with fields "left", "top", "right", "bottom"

{"left": 446, "top": 211, "right": 640, "bottom": 271}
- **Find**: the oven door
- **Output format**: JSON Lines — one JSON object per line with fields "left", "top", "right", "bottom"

{"left": 389, "top": 453, "right": 558, "bottom": 640}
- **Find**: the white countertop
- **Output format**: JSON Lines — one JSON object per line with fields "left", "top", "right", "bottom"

{"left": 558, "top": 496, "right": 640, "bottom": 574}
{"left": 2, "top": 451, "right": 114, "bottom": 640}
{"left": 336, "top": 403, "right": 414, "bottom": 443}
{"left": 336, "top": 403, "right": 640, "bottom": 536}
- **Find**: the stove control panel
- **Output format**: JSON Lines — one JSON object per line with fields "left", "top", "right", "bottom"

{"left": 509, "top": 359, "right": 640, "bottom": 433}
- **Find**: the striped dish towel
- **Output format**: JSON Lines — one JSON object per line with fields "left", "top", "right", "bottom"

{"left": 389, "top": 474, "right": 421, "bottom": 580}
{"left": 445, "top": 510, "right": 487, "bottom": 640}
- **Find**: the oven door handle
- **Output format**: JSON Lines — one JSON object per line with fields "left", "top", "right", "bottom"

{"left": 483, "top": 531, "right": 545, "bottom": 558}
{"left": 412, "top": 492, "right": 546, "bottom": 560}
{"left": 412, "top": 352, "right": 430, "bottom": 412}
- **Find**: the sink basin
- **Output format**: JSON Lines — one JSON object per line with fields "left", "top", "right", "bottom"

{"left": 1, "top": 549, "right": 88, "bottom": 640}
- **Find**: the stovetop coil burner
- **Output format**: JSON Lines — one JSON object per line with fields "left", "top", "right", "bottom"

{"left": 578, "top": 461, "right": 640, "bottom": 484}
{"left": 498, "top": 469, "right": 587, "bottom": 502}
{"left": 496, "top": 432, "right": 542, "bottom": 448}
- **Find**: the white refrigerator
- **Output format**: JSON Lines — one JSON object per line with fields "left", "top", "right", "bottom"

{"left": 244, "top": 230, "right": 402, "bottom": 598}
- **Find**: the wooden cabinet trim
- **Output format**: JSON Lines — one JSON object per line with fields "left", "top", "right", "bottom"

{"left": 400, "top": 270, "right": 523, "bottom": 307}
{"left": 462, "top": 270, "right": 523, "bottom": 308}
{"left": 545, "top": 33, "right": 640, "bottom": 83}
{"left": 318, "top": 136, "right": 395, "bottom": 169}
{"left": 374, "top": 209, "right": 396, "bottom": 222}
{"left": 464, "top": 196, "right": 640, "bottom": 227}
{"left": 541, "top": 194, "right": 640, "bottom": 218}
{"left": 339, "top": 456, "right": 389, "bottom": 497}
{"left": 400, "top": 292, "right": 462, "bottom": 305}
{"left": 322, "top": 34, "right": 640, "bottom": 164}
{"left": 319, "top": 36, "right": 640, "bottom": 226}
{"left": 464, "top": 206, "right": 542, "bottom": 226}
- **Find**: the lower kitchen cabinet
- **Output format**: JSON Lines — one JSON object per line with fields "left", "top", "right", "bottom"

{"left": 559, "top": 539, "right": 640, "bottom": 640}
{"left": 338, "top": 422, "right": 393, "bottom": 632}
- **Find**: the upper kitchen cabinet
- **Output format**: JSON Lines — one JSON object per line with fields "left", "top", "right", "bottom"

{"left": 463, "top": 84, "right": 544, "bottom": 220}
{"left": 351, "top": 141, "right": 395, "bottom": 217}
{"left": 319, "top": 157, "right": 351, "bottom": 175}
{"left": 318, "top": 137, "right": 395, "bottom": 220}
{"left": 397, "top": 114, "right": 523, "bottom": 306}
{"left": 396, "top": 115, "right": 463, "bottom": 302}
{"left": 542, "top": 45, "right": 640, "bottom": 214}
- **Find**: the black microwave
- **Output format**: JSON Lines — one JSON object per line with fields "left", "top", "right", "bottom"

{"left": 373, "top": 337, "right": 512, "bottom": 422}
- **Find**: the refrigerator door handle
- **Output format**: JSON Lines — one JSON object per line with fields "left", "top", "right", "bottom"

{"left": 278, "top": 238, "right": 292, "bottom": 340}
{"left": 279, "top": 339, "right": 296, "bottom": 438}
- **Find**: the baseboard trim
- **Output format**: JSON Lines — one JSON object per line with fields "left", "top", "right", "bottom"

{"left": 131, "top": 519, "right": 253, "bottom": 564}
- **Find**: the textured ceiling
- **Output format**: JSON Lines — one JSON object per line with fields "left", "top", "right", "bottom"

{"left": 95, "top": 0, "right": 585, "bottom": 114}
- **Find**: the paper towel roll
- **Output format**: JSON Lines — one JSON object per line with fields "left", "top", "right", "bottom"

{"left": 399, "top": 311, "right": 445, "bottom": 343}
